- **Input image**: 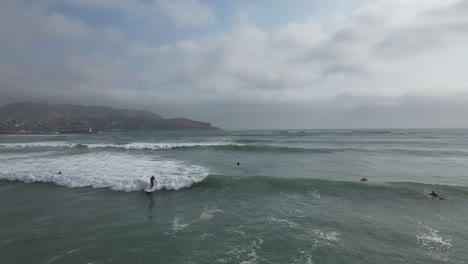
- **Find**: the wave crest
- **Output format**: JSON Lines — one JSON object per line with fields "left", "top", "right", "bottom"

{"left": 0, "top": 152, "right": 209, "bottom": 191}
{"left": 0, "top": 141, "right": 241, "bottom": 151}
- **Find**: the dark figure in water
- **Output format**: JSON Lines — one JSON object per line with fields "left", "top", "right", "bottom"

{"left": 360, "top": 178, "right": 368, "bottom": 182}
{"left": 54, "top": 171, "right": 62, "bottom": 175}
{"left": 150, "top": 175, "right": 156, "bottom": 188}
{"left": 237, "top": 162, "right": 240, "bottom": 166}
{"left": 429, "top": 190, "right": 444, "bottom": 200}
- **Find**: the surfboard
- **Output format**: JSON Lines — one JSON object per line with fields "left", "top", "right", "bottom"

{"left": 144, "top": 186, "right": 157, "bottom": 193}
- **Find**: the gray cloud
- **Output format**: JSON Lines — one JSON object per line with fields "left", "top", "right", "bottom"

{"left": 1, "top": 0, "right": 468, "bottom": 128}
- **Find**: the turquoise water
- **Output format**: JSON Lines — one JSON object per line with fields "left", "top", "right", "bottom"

{"left": 1, "top": 129, "right": 468, "bottom": 263}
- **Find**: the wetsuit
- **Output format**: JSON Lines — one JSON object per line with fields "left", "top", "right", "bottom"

{"left": 429, "top": 191, "right": 444, "bottom": 200}
{"left": 150, "top": 176, "right": 155, "bottom": 188}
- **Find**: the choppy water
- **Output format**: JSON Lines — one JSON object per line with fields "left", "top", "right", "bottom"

{"left": 1, "top": 129, "right": 468, "bottom": 263}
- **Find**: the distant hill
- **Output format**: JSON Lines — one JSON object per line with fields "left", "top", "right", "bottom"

{"left": 0, "top": 102, "right": 162, "bottom": 122}
{"left": 0, "top": 102, "right": 219, "bottom": 133}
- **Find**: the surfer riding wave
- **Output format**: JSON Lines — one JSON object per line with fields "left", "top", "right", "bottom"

{"left": 150, "top": 175, "right": 156, "bottom": 188}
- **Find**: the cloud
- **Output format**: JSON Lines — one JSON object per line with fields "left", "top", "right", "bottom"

{"left": 157, "top": 0, "right": 216, "bottom": 28}
{"left": 0, "top": 1, "right": 93, "bottom": 45}
{"left": 53, "top": 0, "right": 216, "bottom": 28}
{"left": 372, "top": 1, "right": 468, "bottom": 58}
{"left": 1, "top": 0, "right": 468, "bottom": 128}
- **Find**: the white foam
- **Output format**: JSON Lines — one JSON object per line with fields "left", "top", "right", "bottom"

{"left": 415, "top": 223, "right": 453, "bottom": 262}
{"left": 0, "top": 151, "right": 57, "bottom": 161}
{"left": 196, "top": 233, "right": 214, "bottom": 241}
{"left": 308, "top": 229, "right": 342, "bottom": 250}
{"left": 290, "top": 209, "right": 306, "bottom": 218}
{"left": 0, "top": 141, "right": 241, "bottom": 150}
{"left": 47, "top": 254, "right": 64, "bottom": 264}
{"left": 86, "top": 142, "right": 239, "bottom": 150}
{"left": 219, "top": 228, "right": 264, "bottom": 264}
{"left": 313, "top": 230, "right": 341, "bottom": 242}
{"left": 295, "top": 249, "right": 315, "bottom": 264}
{"left": 267, "top": 217, "right": 298, "bottom": 228}
{"left": 308, "top": 189, "right": 321, "bottom": 199}
{"left": 413, "top": 220, "right": 454, "bottom": 261}
{"left": 66, "top": 249, "right": 80, "bottom": 254}
{"left": 171, "top": 217, "right": 189, "bottom": 232}
{"left": 0, "top": 152, "right": 209, "bottom": 191}
{"left": 416, "top": 225, "right": 452, "bottom": 247}
{"left": 200, "top": 207, "right": 222, "bottom": 221}
{"left": 0, "top": 142, "right": 76, "bottom": 149}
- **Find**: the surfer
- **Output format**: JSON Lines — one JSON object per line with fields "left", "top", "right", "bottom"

{"left": 360, "top": 177, "right": 367, "bottom": 182}
{"left": 54, "top": 171, "right": 62, "bottom": 175}
{"left": 429, "top": 190, "right": 444, "bottom": 200}
{"left": 150, "top": 175, "right": 156, "bottom": 188}
{"left": 237, "top": 162, "right": 240, "bottom": 166}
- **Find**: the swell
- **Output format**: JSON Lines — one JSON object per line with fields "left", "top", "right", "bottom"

{"left": 2, "top": 141, "right": 468, "bottom": 156}
{"left": 214, "top": 145, "right": 468, "bottom": 157}
{"left": 280, "top": 130, "right": 421, "bottom": 135}
{"left": 235, "top": 139, "right": 276, "bottom": 143}
{"left": 3, "top": 170, "right": 468, "bottom": 199}
{"left": 195, "top": 175, "right": 468, "bottom": 199}
{"left": 0, "top": 142, "right": 375, "bottom": 154}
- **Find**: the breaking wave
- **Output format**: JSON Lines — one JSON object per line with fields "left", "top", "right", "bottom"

{"left": 0, "top": 141, "right": 241, "bottom": 151}
{"left": 0, "top": 152, "right": 209, "bottom": 192}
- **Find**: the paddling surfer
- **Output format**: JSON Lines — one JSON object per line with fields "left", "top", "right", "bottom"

{"left": 429, "top": 190, "right": 444, "bottom": 200}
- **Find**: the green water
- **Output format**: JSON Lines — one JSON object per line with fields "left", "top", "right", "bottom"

{"left": 1, "top": 129, "right": 468, "bottom": 263}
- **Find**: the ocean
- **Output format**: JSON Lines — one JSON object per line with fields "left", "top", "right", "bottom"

{"left": 1, "top": 129, "right": 467, "bottom": 264}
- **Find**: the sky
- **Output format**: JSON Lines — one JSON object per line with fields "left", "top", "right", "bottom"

{"left": 1, "top": 0, "right": 468, "bottom": 129}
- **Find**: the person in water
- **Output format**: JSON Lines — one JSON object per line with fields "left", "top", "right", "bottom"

{"left": 429, "top": 190, "right": 440, "bottom": 198}
{"left": 429, "top": 190, "right": 444, "bottom": 200}
{"left": 237, "top": 162, "right": 240, "bottom": 166}
{"left": 54, "top": 171, "right": 62, "bottom": 175}
{"left": 360, "top": 177, "right": 368, "bottom": 182}
{"left": 150, "top": 175, "right": 156, "bottom": 188}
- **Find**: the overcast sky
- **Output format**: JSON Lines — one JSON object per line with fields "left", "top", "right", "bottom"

{"left": 1, "top": 0, "right": 468, "bottom": 129}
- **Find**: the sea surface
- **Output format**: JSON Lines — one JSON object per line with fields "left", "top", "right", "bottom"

{"left": 1, "top": 129, "right": 468, "bottom": 264}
